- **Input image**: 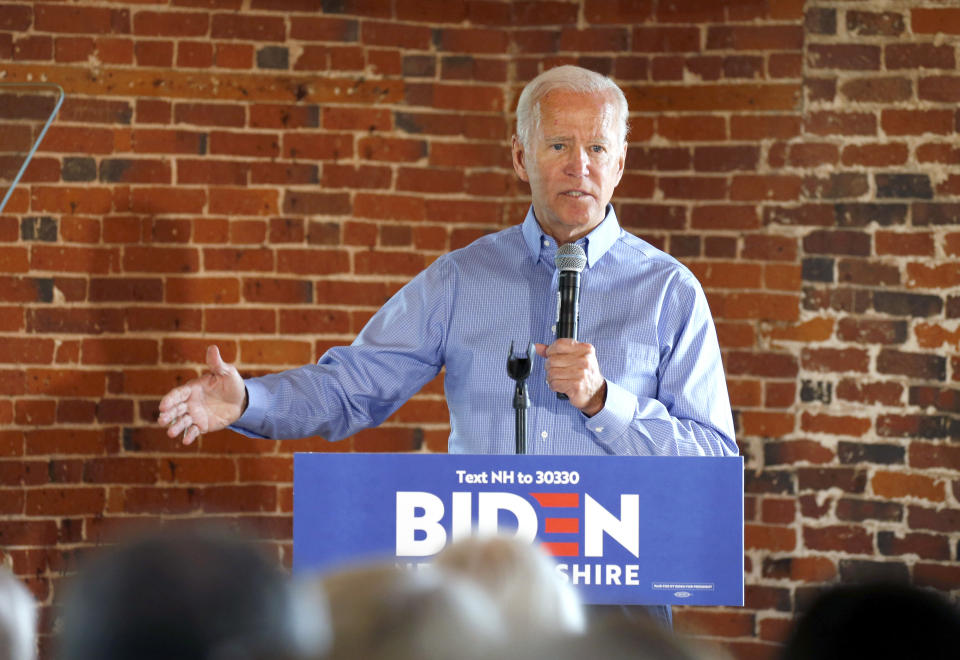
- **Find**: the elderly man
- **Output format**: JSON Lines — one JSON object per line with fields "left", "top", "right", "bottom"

{"left": 159, "top": 65, "right": 737, "bottom": 624}
{"left": 160, "top": 65, "right": 735, "bottom": 457}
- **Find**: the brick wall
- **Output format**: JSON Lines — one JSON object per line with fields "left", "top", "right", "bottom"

{"left": 1, "top": 1, "right": 958, "bottom": 658}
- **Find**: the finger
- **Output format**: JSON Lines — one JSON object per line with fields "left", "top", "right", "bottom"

{"left": 206, "top": 344, "right": 225, "bottom": 375}
{"left": 167, "top": 413, "right": 193, "bottom": 438}
{"left": 158, "top": 386, "right": 190, "bottom": 414}
{"left": 157, "top": 401, "right": 185, "bottom": 426}
{"left": 183, "top": 425, "right": 201, "bottom": 446}
{"left": 534, "top": 343, "right": 548, "bottom": 358}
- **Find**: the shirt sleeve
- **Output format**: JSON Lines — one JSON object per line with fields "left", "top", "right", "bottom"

{"left": 230, "top": 258, "right": 449, "bottom": 442}
{"left": 581, "top": 272, "right": 737, "bottom": 457}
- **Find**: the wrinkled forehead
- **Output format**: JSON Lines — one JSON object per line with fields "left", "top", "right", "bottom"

{"left": 535, "top": 89, "right": 623, "bottom": 143}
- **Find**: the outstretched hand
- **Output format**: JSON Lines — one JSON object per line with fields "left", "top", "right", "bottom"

{"left": 535, "top": 339, "right": 607, "bottom": 417}
{"left": 157, "top": 345, "right": 246, "bottom": 445}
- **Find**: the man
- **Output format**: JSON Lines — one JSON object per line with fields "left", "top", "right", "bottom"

{"left": 159, "top": 65, "right": 737, "bottom": 624}
{"left": 159, "top": 65, "right": 735, "bottom": 457}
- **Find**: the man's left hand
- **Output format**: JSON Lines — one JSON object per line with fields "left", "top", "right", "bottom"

{"left": 535, "top": 339, "right": 607, "bottom": 416}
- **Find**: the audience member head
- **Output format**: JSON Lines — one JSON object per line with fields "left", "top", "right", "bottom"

{"left": 432, "top": 534, "right": 586, "bottom": 639}
{"left": 315, "top": 561, "right": 505, "bottom": 660}
{"left": 781, "top": 581, "right": 960, "bottom": 660}
{"left": 515, "top": 65, "right": 629, "bottom": 149}
{"left": 0, "top": 566, "right": 36, "bottom": 660}
{"left": 57, "top": 527, "right": 328, "bottom": 660}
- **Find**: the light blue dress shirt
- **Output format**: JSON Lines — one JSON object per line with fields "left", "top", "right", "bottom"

{"left": 234, "top": 206, "right": 737, "bottom": 457}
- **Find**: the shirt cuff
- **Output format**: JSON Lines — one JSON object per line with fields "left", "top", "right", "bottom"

{"left": 583, "top": 379, "right": 636, "bottom": 442}
{"left": 227, "top": 378, "right": 271, "bottom": 439}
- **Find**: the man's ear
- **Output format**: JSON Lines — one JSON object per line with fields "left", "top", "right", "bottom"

{"left": 614, "top": 141, "right": 627, "bottom": 186}
{"left": 512, "top": 135, "right": 530, "bottom": 183}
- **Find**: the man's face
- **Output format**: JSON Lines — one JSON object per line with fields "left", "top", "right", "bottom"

{"left": 512, "top": 89, "right": 627, "bottom": 244}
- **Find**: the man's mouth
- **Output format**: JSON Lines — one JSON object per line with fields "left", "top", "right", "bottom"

{"left": 563, "top": 190, "right": 591, "bottom": 198}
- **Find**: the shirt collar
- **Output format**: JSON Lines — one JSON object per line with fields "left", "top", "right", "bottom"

{"left": 521, "top": 204, "right": 621, "bottom": 268}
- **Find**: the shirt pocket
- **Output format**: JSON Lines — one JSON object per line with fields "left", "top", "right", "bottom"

{"left": 603, "top": 343, "right": 660, "bottom": 398}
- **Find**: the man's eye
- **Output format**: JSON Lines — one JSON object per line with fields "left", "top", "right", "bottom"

{"left": 550, "top": 143, "right": 564, "bottom": 151}
{"left": 591, "top": 145, "right": 605, "bottom": 153}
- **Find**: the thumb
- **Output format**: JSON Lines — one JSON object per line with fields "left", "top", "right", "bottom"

{"left": 534, "top": 343, "right": 548, "bottom": 358}
{"left": 206, "top": 344, "right": 226, "bottom": 375}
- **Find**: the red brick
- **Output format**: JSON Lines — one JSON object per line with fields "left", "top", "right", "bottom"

{"left": 277, "top": 249, "right": 350, "bottom": 276}
{"left": 730, "top": 175, "right": 803, "bottom": 202}
{"left": 361, "top": 20, "right": 431, "bottom": 49}
{"left": 841, "top": 143, "right": 908, "bottom": 167}
{"left": 13, "top": 35, "right": 52, "bottom": 61}
{"left": 745, "top": 524, "right": 795, "bottom": 552}
{"left": 289, "top": 16, "right": 360, "bottom": 41}
{"left": 706, "top": 25, "right": 803, "bottom": 51}
{"left": 178, "top": 40, "right": 213, "bottom": 68}
{"left": 675, "top": 610, "right": 755, "bottom": 638}
{"left": 284, "top": 132, "right": 352, "bottom": 162}
{"left": 807, "top": 44, "right": 880, "bottom": 70}
{"left": 886, "top": 43, "right": 954, "bottom": 70}
{"left": 788, "top": 143, "right": 838, "bottom": 168}
{"left": 882, "top": 109, "right": 953, "bottom": 136}
{"left": 840, "top": 76, "right": 912, "bottom": 103}
{"left": 872, "top": 470, "right": 946, "bottom": 503}
{"left": 805, "top": 111, "right": 876, "bottom": 136}
{"left": 657, "top": 115, "right": 725, "bottom": 141}
{"left": 801, "top": 347, "right": 869, "bottom": 373}
{"left": 910, "top": 443, "right": 960, "bottom": 469}
{"left": 216, "top": 43, "right": 253, "bottom": 69}
{"left": 914, "top": 563, "right": 960, "bottom": 591}
{"left": 801, "top": 412, "right": 871, "bottom": 437}
{"left": 211, "top": 13, "right": 284, "bottom": 41}
{"left": 239, "top": 339, "right": 312, "bottom": 365}
{"left": 25, "top": 428, "right": 113, "bottom": 454}
{"left": 912, "top": 8, "right": 960, "bottom": 34}
{"left": 134, "top": 40, "right": 174, "bottom": 67}
{"left": 133, "top": 11, "right": 209, "bottom": 36}
{"left": 764, "top": 440, "right": 834, "bottom": 465}
{"left": 35, "top": 5, "right": 130, "bottom": 35}
{"left": 804, "top": 525, "right": 873, "bottom": 554}
{"left": 740, "top": 411, "right": 795, "bottom": 437}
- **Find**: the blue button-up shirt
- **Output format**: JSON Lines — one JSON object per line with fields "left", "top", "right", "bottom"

{"left": 235, "top": 206, "right": 737, "bottom": 457}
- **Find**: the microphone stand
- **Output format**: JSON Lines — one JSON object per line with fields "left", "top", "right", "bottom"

{"left": 507, "top": 341, "right": 534, "bottom": 455}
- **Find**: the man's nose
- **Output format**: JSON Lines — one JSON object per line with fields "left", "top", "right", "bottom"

{"left": 564, "top": 147, "right": 590, "bottom": 177}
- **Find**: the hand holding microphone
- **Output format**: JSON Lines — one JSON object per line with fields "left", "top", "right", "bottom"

{"left": 535, "top": 243, "right": 607, "bottom": 417}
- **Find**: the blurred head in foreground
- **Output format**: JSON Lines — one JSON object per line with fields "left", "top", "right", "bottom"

{"left": 0, "top": 566, "right": 36, "bottom": 660}
{"left": 57, "top": 528, "right": 328, "bottom": 660}
{"left": 781, "top": 581, "right": 960, "bottom": 660}
{"left": 315, "top": 561, "right": 505, "bottom": 660}
{"left": 432, "top": 535, "right": 586, "bottom": 639}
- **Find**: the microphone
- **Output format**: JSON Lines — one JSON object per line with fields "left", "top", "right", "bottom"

{"left": 554, "top": 243, "right": 587, "bottom": 400}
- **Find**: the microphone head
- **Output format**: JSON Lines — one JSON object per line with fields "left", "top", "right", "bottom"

{"left": 555, "top": 243, "right": 587, "bottom": 273}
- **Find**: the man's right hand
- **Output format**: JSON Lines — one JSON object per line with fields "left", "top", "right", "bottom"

{"left": 157, "top": 345, "right": 246, "bottom": 445}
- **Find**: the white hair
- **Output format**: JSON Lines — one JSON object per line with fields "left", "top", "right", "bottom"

{"left": 515, "top": 65, "right": 629, "bottom": 149}
{"left": 432, "top": 535, "right": 586, "bottom": 640}
{"left": 0, "top": 567, "right": 36, "bottom": 660}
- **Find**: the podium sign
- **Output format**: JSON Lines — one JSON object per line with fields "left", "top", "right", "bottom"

{"left": 294, "top": 453, "right": 743, "bottom": 606}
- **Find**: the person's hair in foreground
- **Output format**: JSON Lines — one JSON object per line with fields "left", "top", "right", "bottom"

{"left": 431, "top": 534, "right": 586, "bottom": 639}
{"left": 56, "top": 527, "right": 328, "bottom": 660}
{"left": 313, "top": 561, "right": 505, "bottom": 660}
{"left": 0, "top": 567, "right": 36, "bottom": 660}
{"left": 780, "top": 581, "right": 960, "bottom": 660}
{"left": 515, "top": 64, "right": 630, "bottom": 149}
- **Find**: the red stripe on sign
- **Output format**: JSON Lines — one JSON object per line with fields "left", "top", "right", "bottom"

{"left": 542, "top": 541, "right": 579, "bottom": 557}
{"left": 529, "top": 492, "right": 579, "bottom": 508}
{"left": 545, "top": 517, "right": 579, "bottom": 534}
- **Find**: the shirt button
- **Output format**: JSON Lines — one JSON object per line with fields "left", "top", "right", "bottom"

{"left": 543, "top": 239, "right": 549, "bottom": 247}
{"left": 551, "top": 324, "right": 556, "bottom": 334}
{"left": 595, "top": 426, "right": 604, "bottom": 433}
{"left": 540, "top": 430, "right": 548, "bottom": 439}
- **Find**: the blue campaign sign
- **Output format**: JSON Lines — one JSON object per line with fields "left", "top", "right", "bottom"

{"left": 293, "top": 453, "right": 743, "bottom": 606}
